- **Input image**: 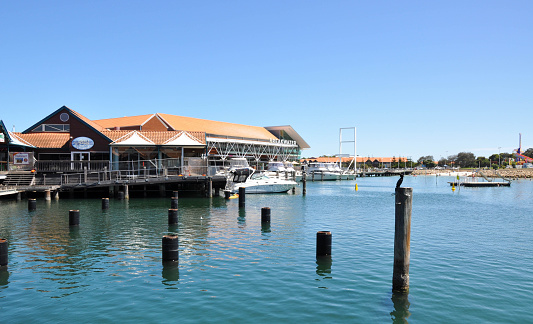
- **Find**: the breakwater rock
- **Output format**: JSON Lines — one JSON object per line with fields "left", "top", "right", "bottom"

{"left": 475, "top": 168, "right": 533, "bottom": 179}
{"left": 412, "top": 169, "right": 533, "bottom": 179}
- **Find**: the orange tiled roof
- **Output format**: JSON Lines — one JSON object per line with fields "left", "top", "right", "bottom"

{"left": 95, "top": 114, "right": 157, "bottom": 129}
{"left": 157, "top": 113, "right": 277, "bottom": 140}
{"left": 101, "top": 130, "right": 205, "bottom": 145}
{"left": 13, "top": 132, "right": 70, "bottom": 148}
{"left": 68, "top": 107, "right": 105, "bottom": 131}
{"left": 301, "top": 157, "right": 409, "bottom": 163}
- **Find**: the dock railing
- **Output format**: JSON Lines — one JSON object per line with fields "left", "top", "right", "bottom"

{"left": 35, "top": 160, "right": 111, "bottom": 172}
{"left": 60, "top": 163, "right": 211, "bottom": 186}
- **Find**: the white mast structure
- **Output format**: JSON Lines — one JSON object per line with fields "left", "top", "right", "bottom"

{"left": 338, "top": 127, "right": 356, "bottom": 171}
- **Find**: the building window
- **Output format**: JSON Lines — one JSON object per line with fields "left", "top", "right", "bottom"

{"left": 32, "top": 124, "right": 70, "bottom": 132}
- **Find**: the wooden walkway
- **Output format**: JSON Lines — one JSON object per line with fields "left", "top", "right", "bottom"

{"left": 448, "top": 182, "right": 511, "bottom": 187}
{"left": 359, "top": 170, "right": 413, "bottom": 177}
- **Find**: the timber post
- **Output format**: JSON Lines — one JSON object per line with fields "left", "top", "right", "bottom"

{"left": 393, "top": 187, "right": 412, "bottom": 292}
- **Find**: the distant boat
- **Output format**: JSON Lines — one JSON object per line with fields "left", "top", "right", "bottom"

{"left": 225, "top": 167, "right": 297, "bottom": 194}
{"left": 302, "top": 162, "right": 340, "bottom": 181}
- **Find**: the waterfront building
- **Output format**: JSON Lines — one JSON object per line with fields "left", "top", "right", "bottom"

{"left": 0, "top": 106, "right": 309, "bottom": 175}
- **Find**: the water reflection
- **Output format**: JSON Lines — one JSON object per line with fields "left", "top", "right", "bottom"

{"left": 316, "top": 257, "right": 332, "bottom": 279}
{"left": 390, "top": 291, "right": 411, "bottom": 323}
{"left": 0, "top": 267, "right": 9, "bottom": 287}
{"left": 237, "top": 209, "right": 246, "bottom": 228}
{"left": 261, "top": 223, "right": 271, "bottom": 234}
{"left": 162, "top": 262, "right": 179, "bottom": 285}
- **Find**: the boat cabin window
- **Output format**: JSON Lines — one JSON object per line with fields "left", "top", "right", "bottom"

{"left": 232, "top": 168, "right": 252, "bottom": 183}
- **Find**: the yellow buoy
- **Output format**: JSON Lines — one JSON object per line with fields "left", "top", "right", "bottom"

{"left": 355, "top": 183, "right": 358, "bottom": 191}
{"left": 229, "top": 193, "right": 239, "bottom": 199}
{"left": 452, "top": 184, "right": 456, "bottom": 191}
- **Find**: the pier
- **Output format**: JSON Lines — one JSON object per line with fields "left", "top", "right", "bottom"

{"left": 359, "top": 170, "right": 413, "bottom": 177}
{"left": 0, "top": 169, "right": 227, "bottom": 199}
{"left": 448, "top": 181, "right": 511, "bottom": 187}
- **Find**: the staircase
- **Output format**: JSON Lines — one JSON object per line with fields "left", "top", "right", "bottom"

{"left": 3, "top": 171, "right": 35, "bottom": 186}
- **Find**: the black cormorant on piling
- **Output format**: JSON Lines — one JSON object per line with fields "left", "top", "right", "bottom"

{"left": 396, "top": 174, "right": 404, "bottom": 188}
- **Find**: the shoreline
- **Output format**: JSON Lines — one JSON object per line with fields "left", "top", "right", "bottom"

{"left": 412, "top": 168, "right": 533, "bottom": 179}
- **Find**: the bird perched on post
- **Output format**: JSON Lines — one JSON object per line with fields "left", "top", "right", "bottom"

{"left": 396, "top": 174, "right": 404, "bottom": 188}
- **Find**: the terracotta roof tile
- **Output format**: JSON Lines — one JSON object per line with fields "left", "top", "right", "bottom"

{"left": 95, "top": 114, "right": 157, "bottom": 129}
{"left": 13, "top": 132, "right": 70, "bottom": 148}
{"left": 67, "top": 107, "right": 105, "bottom": 131}
{"left": 301, "top": 157, "right": 409, "bottom": 163}
{"left": 157, "top": 113, "right": 276, "bottom": 141}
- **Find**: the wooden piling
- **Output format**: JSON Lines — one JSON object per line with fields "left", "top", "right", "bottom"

{"left": 224, "top": 190, "right": 231, "bottom": 199}
{"left": 261, "top": 207, "right": 271, "bottom": 223}
{"left": 316, "top": 231, "right": 332, "bottom": 257}
{"left": 168, "top": 209, "right": 178, "bottom": 225}
{"left": 102, "top": 198, "right": 109, "bottom": 210}
{"left": 393, "top": 187, "right": 412, "bottom": 292}
{"left": 124, "top": 185, "right": 129, "bottom": 200}
{"left": 28, "top": 199, "right": 36, "bottom": 211}
{"left": 0, "top": 239, "right": 7, "bottom": 267}
{"left": 238, "top": 187, "right": 246, "bottom": 208}
{"left": 208, "top": 179, "right": 213, "bottom": 198}
{"left": 44, "top": 189, "right": 51, "bottom": 201}
{"left": 117, "top": 191, "right": 125, "bottom": 200}
{"left": 69, "top": 210, "right": 80, "bottom": 226}
{"left": 162, "top": 235, "right": 179, "bottom": 262}
{"left": 302, "top": 172, "right": 307, "bottom": 195}
{"left": 171, "top": 197, "right": 178, "bottom": 209}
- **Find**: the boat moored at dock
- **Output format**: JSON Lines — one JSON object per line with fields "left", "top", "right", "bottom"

{"left": 225, "top": 167, "right": 297, "bottom": 194}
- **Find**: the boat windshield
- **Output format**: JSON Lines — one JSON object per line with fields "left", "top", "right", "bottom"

{"left": 250, "top": 172, "right": 269, "bottom": 180}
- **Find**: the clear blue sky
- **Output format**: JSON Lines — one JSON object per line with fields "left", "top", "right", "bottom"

{"left": 1, "top": 1, "right": 532, "bottom": 160}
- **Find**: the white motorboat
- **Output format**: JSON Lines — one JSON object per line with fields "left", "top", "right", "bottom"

{"left": 266, "top": 161, "right": 286, "bottom": 173}
{"left": 302, "top": 162, "right": 340, "bottom": 181}
{"left": 225, "top": 167, "right": 297, "bottom": 194}
{"left": 325, "top": 162, "right": 356, "bottom": 180}
{"left": 215, "top": 157, "right": 250, "bottom": 176}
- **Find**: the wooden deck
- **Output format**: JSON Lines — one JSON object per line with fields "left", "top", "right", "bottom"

{"left": 359, "top": 170, "right": 413, "bottom": 177}
{"left": 448, "top": 181, "right": 511, "bottom": 187}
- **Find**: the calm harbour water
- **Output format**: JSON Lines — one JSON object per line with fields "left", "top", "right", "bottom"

{"left": 1, "top": 175, "right": 532, "bottom": 323}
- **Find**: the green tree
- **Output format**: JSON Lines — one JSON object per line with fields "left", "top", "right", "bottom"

{"left": 456, "top": 152, "right": 476, "bottom": 168}
{"left": 476, "top": 156, "right": 490, "bottom": 168}
{"left": 417, "top": 155, "right": 434, "bottom": 167}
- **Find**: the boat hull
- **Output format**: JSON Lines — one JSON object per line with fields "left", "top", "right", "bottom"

{"left": 232, "top": 182, "right": 296, "bottom": 194}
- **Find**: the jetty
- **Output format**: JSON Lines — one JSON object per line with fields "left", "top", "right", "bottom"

{"left": 0, "top": 168, "right": 227, "bottom": 199}
{"left": 448, "top": 181, "right": 510, "bottom": 187}
{"left": 359, "top": 169, "right": 413, "bottom": 177}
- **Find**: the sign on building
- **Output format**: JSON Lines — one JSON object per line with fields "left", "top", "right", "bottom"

{"left": 72, "top": 137, "right": 94, "bottom": 150}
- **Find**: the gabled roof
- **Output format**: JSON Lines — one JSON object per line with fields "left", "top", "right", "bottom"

{"left": 94, "top": 114, "right": 159, "bottom": 129}
{"left": 157, "top": 113, "right": 277, "bottom": 141}
{"left": 109, "top": 131, "right": 155, "bottom": 146}
{"left": 163, "top": 131, "right": 204, "bottom": 146}
{"left": 23, "top": 106, "right": 105, "bottom": 133}
{"left": 101, "top": 130, "right": 206, "bottom": 146}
